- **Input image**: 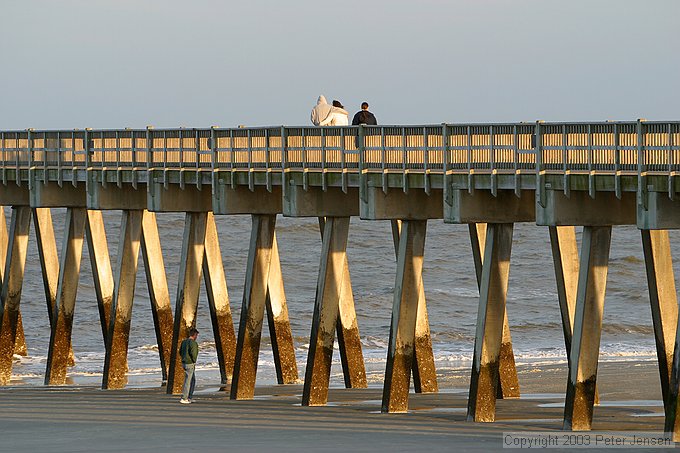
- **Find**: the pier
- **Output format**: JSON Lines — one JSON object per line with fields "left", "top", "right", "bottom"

{"left": 1, "top": 121, "right": 679, "bottom": 437}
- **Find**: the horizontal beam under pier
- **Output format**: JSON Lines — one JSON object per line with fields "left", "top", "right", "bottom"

{"left": 0, "top": 185, "right": 29, "bottom": 206}
{"left": 360, "top": 187, "right": 443, "bottom": 220}
{"left": 30, "top": 182, "right": 86, "bottom": 208}
{"left": 86, "top": 181, "right": 147, "bottom": 211}
{"left": 147, "top": 183, "right": 212, "bottom": 212}
{"left": 444, "top": 190, "right": 535, "bottom": 224}
{"left": 283, "top": 186, "right": 359, "bottom": 217}
{"left": 638, "top": 192, "right": 680, "bottom": 229}
{"left": 213, "top": 185, "right": 282, "bottom": 215}
{"left": 536, "top": 191, "right": 636, "bottom": 226}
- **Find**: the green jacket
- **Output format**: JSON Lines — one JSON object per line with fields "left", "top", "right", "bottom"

{"left": 180, "top": 337, "right": 198, "bottom": 364}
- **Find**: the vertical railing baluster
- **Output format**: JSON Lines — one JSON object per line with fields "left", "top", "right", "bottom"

{"left": 614, "top": 123, "right": 621, "bottom": 198}
{"left": 382, "top": 126, "right": 388, "bottom": 193}
{"left": 401, "top": 127, "right": 407, "bottom": 192}
{"left": 535, "top": 121, "right": 544, "bottom": 207}
{"left": 1, "top": 131, "right": 5, "bottom": 185}
{"left": 467, "top": 125, "right": 473, "bottom": 194}
{"left": 210, "top": 126, "right": 217, "bottom": 196}
{"left": 146, "top": 127, "right": 152, "bottom": 193}
{"left": 265, "top": 128, "right": 272, "bottom": 192}
{"left": 229, "top": 129, "right": 235, "bottom": 188}
{"left": 423, "top": 126, "right": 430, "bottom": 195}
{"left": 637, "top": 119, "right": 647, "bottom": 210}
{"left": 247, "top": 129, "right": 253, "bottom": 191}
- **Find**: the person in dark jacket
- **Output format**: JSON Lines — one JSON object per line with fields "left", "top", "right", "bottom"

{"left": 179, "top": 327, "right": 199, "bottom": 404}
{"left": 351, "top": 102, "right": 377, "bottom": 125}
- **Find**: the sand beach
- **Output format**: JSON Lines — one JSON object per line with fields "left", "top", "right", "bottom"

{"left": 0, "top": 360, "right": 671, "bottom": 452}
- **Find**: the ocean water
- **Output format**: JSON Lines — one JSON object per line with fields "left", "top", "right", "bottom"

{"left": 6, "top": 207, "right": 679, "bottom": 388}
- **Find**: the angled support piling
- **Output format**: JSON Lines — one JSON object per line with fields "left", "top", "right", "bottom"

{"left": 467, "top": 223, "right": 514, "bottom": 422}
{"left": 563, "top": 225, "right": 611, "bottom": 431}
{"left": 33, "top": 208, "right": 75, "bottom": 366}
{"left": 140, "top": 210, "right": 174, "bottom": 383}
{"left": 469, "top": 223, "right": 518, "bottom": 399}
{"left": 549, "top": 226, "right": 600, "bottom": 404}
{"left": 318, "top": 217, "right": 366, "bottom": 390}
{"left": 45, "top": 207, "right": 88, "bottom": 385}
{"left": 303, "top": 216, "right": 352, "bottom": 406}
{"left": 85, "top": 210, "right": 115, "bottom": 343}
{"left": 103, "top": 210, "right": 176, "bottom": 389}
{"left": 202, "top": 212, "right": 237, "bottom": 386}
{"left": 231, "top": 214, "right": 276, "bottom": 399}
{"left": 640, "top": 230, "right": 678, "bottom": 419}
{"left": 382, "top": 219, "right": 427, "bottom": 413}
{"left": 167, "top": 212, "right": 208, "bottom": 394}
{"left": 0, "top": 207, "right": 26, "bottom": 357}
{"left": 0, "top": 207, "right": 31, "bottom": 385}
{"left": 103, "top": 210, "right": 143, "bottom": 389}
{"left": 264, "top": 228, "right": 299, "bottom": 385}
{"left": 392, "top": 220, "right": 436, "bottom": 394}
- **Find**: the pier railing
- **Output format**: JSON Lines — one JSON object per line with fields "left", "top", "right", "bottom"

{"left": 2, "top": 122, "right": 679, "bottom": 184}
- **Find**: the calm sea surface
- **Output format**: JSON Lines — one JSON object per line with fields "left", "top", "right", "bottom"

{"left": 7, "top": 207, "right": 680, "bottom": 388}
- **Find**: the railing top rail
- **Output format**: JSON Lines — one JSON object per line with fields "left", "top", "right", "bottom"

{"left": 2, "top": 121, "right": 679, "bottom": 136}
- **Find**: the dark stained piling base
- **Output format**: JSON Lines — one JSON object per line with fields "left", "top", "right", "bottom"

{"left": 0, "top": 207, "right": 31, "bottom": 385}
{"left": 563, "top": 226, "right": 611, "bottom": 431}
{"left": 382, "top": 220, "right": 427, "bottom": 413}
{"left": 469, "top": 223, "right": 519, "bottom": 399}
{"left": 467, "top": 223, "right": 513, "bottom": 422}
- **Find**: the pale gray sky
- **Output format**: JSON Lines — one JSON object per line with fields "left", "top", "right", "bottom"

{"left": 1, "top": 0, "right": 678, "bottom": 129}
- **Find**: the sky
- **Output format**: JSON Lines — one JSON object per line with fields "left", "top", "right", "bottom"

{"left": 1, "top": 0, "right": 678, "bottom": 129}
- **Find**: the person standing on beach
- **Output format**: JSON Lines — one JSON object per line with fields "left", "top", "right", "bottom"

{"left": 351, "top": 102, "right": 377, "bottom": 126}
{"left": 179, "top": 327, "right": 199, "bottom": 404}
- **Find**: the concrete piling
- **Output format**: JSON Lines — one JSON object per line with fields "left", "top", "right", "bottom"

{"left": 641, "top": 230, "right": 678, "bottom": 417}
{"left": 103, "top": 210, "right": 144, "bottom": 389}
{"left": 85, "top": 210, "right": 115, "bottom": 343}
{"left": 263, "top": 230, "right": 299, "bottom": 385}
{"left": 469, "top": 223, "right": 519, "bottom": 399}
{"left": 0, "top": 207, "right": 31, "bottom": 385}
{"left": 45, "top": 208, "right": 88, "bottom": 385}
{"left": 140, "top": 210, "right": 174, "bottom": 383}
{"left": 231, "top": 214, "right": 276, "bottom": 399}
{"left": 391, "top": 220, "right": 436, "bottom": 394}
{"left": 167, "top": 212, "right": 208, "bottom": 394}
{"left": 318, "top": 217, "right": 366, "bottom": 390}
{"left": 467, "top": 223, "right": 514, "bottom": 422}
{"left": 0, "top": 207, "right": 27, "bottom": 357}
{"left": 563, "top": 226, "right": 612, "bottom": 431}
{"left": 302, "top": 217, "right": 352, "bottom": 406}
{"left": 382, "top": 219, "right": 428, "bottom": 413}
{"left": 33, "top": 208, "right": 75, "bottom": 367}
{"left": 202, "top": 212, "right": 237, "bottom": 386}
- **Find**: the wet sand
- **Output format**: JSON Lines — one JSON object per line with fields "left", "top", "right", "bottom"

{"left": 0, "top": 361, "right": 670, "bottom": 452}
